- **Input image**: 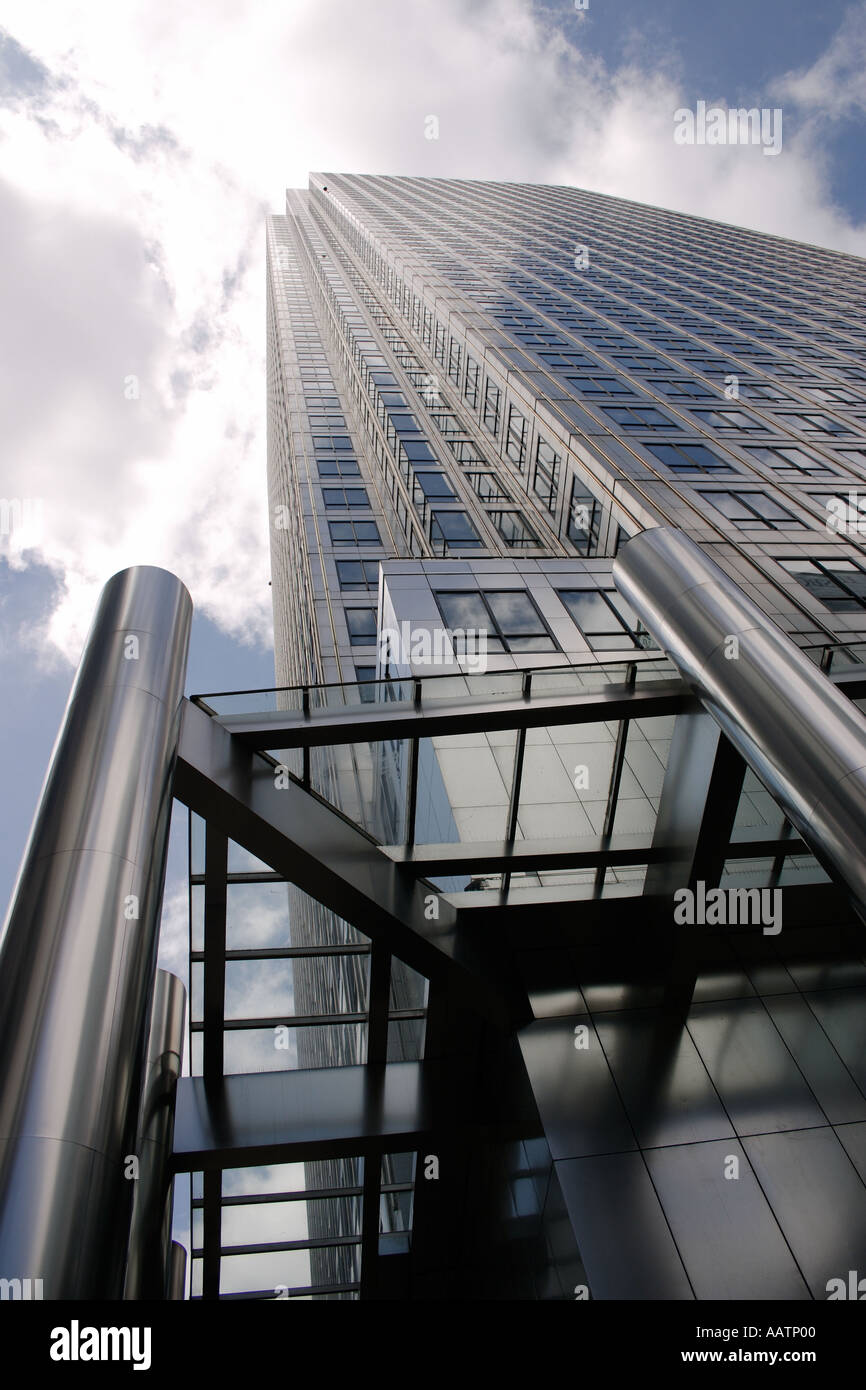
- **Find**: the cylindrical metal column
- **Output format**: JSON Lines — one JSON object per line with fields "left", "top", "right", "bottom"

{"left": 613, "top": 527, "right": 866, "bottom": 919}
{"left": 168, "top": 1241, "right": 187, "bottom": 1301}
{"left": 0, "top": 566, "right": 192, "bottom": 1298}
{"left": 123, "top": 969, "right": 186, "bottom": 1301}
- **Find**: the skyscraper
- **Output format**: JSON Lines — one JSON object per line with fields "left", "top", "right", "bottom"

{"left": 3, "top": 174, "right": 866, "bottom": 1303}
{"left": 257, "top": 174, "right": 866, "bottom": 1300}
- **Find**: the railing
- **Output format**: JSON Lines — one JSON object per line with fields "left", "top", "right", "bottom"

{"left": 191, "top": 653, "right": 677, "bottom": 719}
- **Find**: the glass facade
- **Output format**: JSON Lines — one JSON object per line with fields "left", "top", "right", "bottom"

{"left": 213, "top": 173, "right": 866, "bottom": 1301}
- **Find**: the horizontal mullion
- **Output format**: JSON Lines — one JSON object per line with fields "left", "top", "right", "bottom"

{"left": 217, "top": 1235, "right": 362, "bottom": 1257}
{"left": 190, "top": 944, "right": 371, "bottom": 963}
{"left": 191, "top": 1012, "right": 369, "bottom": 1032}
{"left": 193, "top": 1181, "right": 415, "bottom": 1210}
{"left": 191, "top": 871, "right": 287, "bottom": 886}
{"left": 190, "top": 1009, "right": 426, "bottom": 1031}
{"left": 197, "top": 1282, "right": 361, "bottom": 1300}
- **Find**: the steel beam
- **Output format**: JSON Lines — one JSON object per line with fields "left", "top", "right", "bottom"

{"left": 212, "top": 679, "right": 693, "bottom": 749}
{"left": 173, "top": 698, "right": 528, "bottom": 1026}
{"left": 171, "top": 1063, "right": 434, "bottom": 1170}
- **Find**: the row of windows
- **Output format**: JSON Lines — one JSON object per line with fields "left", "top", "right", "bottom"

{"left": 343, "top": 551, "right": 866, "bottom": 659}
{"left": 367, "top": 276, "right": 614, "bottom": 559}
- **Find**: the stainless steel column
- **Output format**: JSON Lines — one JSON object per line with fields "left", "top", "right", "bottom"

{"left": 123, "top": 969, "right": 186, "bottom": 1300}
{"left": 0, "top": 566, "right": 192, "bottom": 1298}
{"left": 613, "top": 526, "right": 866, "bottom": 919}
{"left": 168, "top": 1242, "right": 187, "bottom": 1301}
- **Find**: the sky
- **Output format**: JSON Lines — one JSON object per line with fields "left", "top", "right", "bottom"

{"left": 1, "top": 0, "right": 866, "bottom": 983}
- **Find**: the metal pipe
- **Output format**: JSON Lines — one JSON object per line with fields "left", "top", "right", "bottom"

{"left": 613, "top": 527, "right": 866, "bottom": 919}
{"left": 123, "top": 969, "right": 186, "bottom": 1300}
{"left": 0, "top": 566, "right": 192, "bottom": 1298}
{"left": 168, "top": 1242, "right": 187, "bottom": 1301}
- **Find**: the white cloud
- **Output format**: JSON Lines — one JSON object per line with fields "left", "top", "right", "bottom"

{"left": 0, "top": 0, "right": 864, "bottom": 663}
{"left": 776, "top": 1, "right": 866, "bottom": 121}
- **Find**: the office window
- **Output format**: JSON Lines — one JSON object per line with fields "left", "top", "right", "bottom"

{"left": 539, "top": 350, "right": 598, "bottom": 370}
{"left": 482, "top": 380, "right": 502, "bottom": 436}
{"left": 414, "top": 471, "right": 455, "bottom": 498}
{"left": 647, "top": 442, "right": 737, "bottom": 474}
{"left": 390, "top": 413, "right": 421, "bottom": 435}
{"left": 429, "top": 510, "right": 482, "bottom": 551}
{"left": 651, "top": 379, "right": 712, "bottom": 400}
{"left": 613, "top": 355, "right": 658, "bottom": 373}
{"left": 558, "top": 587, "right": 656, "bottom": 651}
{"left": 783, "top": 412, "right": 852, "bottom": 436}
{"left": 345, "top": 608, "right": 377, "bottom": 646}
{"left": 401, "top": 438, "right": 438, "bottom": 463}
{"left": 448, "top": 338, "right": 463, "bottom": 385}
{"left": 778, "top": 557, "right": 866, "bottom": 612}
{"left": 766, "top": 362, "right": 810, "bottom": 378}
{"left": 313, "top": 435, "right": 353, "bottom": 451}
{"left": 744, "top": 445, "right": 835, "bottom": 477}
{"left": 699, "top": 490, "right": 806, "bottom": 531}
{"left": 742, "top": 382, "right": 795, "bottom": 403}
{"left": 336, "top": 560, "right": 380, "bottom": 591}
{"left": 322, "top": 487, "right": 370, "bottom": 509}
{"left": 488, "top": 510, "right": 539, "bottom": 547}
{"left": 692, "top": 409, "right": 763, "bottom": 432}
{"left": 505, "top": 405, "right": 528, "bottom": 469}
{"left": 317, "top": 457, "right": 361, "bottom": 477}
{"left": 464, "top": 356, "right": 480, "bottom": 408}
{"left": 329, "top": 520, "right": 381, "bottom": 546}
{"left": 566, "top": 375, "right": 635, "bottom": 395}
{"left": 434, "top": 589, "right": 557, "bottom": 653}
{"left": 533, "top": 437, "right": 561, "bottom": 511}
{"left": 308, "top": 413, "right": 346, "bottom": 428}
{"left": 812, "top": 491, "right": 866, "bottom": 534}
{"left": 354, "top": 665, "right": 378, "bottom": 703}
{"left": 567, "top": 479, "right": 601, "bottom": 554}
{"left": 466, "top": 471, "right": 510, "bottom": 503}
{"left": 603, "top": 405, "right": 676, "bottom": 430}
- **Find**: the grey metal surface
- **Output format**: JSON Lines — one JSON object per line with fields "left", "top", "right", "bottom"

{"left": 614, "top": 526, "right": 866, "bottom": 921}
{"left": 518, "top": 1017, "right": 636, "bottom": 1160}
{"left": 171, "top": 1063, "right": 432, "bottom": 1169}
{"left": 742, "top": 1127, "right": 866, "bottom": 1298}
{"left": 555, "top": 1151, "right": 694, "bottom": 1300}
{"left": 0, "top": 566, "right": 192, "bottom": 1298}
{"left": 686, "top": 998, "right": 827, "bottom": 1135}
{"left": 124, "top": 969, "right": 187, "bottom": 1300}
{"left": 644, "top": 1139, "right": 812, "bottom": 1300}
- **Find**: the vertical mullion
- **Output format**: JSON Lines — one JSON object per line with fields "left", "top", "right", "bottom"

{"left": 202, "top": 1169, "right": 222, "bottom": 1300}
{"left": 593, "top": 716, "right": 629, "bottom": 897}
{"left": 366, "top": 940, "right": 392, "bottom": 1067}
{"left": 203, "top": 827, "right": 228, "bottom": 1090}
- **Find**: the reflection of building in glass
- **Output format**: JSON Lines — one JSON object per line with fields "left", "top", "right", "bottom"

{"left": 187, "top": 176, "right": 866, "bottom": 1300}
